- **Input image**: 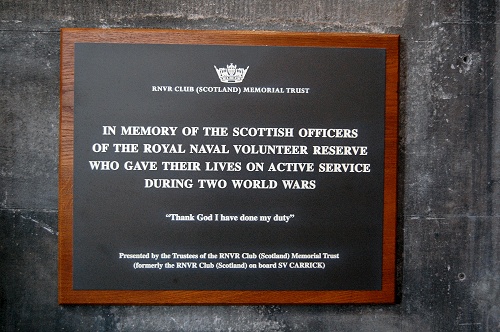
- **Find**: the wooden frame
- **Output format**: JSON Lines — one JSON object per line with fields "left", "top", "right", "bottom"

{"left": 59, "top": 28, "right": 398, "bottom": 304}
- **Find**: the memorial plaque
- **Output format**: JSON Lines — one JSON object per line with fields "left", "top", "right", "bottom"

{"left": 59, "top": 29, "right": 398, "bottom": 304}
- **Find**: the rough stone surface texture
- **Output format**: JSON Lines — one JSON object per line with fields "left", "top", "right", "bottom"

{"left": 1, "top": 0, "right": 499, "bottom": 331}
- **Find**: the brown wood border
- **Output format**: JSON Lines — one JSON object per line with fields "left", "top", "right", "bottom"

{"left": 59, "top": 28, "right": 399, "bottom": 304}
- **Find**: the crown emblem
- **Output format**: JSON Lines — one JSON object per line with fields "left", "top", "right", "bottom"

{"left": 214, "top": 63, "right": 249, "bottom": 83}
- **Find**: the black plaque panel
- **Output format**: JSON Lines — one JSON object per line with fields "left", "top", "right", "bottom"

{"left": 72, "top": 43, "right": 385, "bottom": 291}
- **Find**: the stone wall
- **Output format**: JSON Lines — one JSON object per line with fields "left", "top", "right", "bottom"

{"left": 1, "top": 1, "right": 498, "bottom": 331}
